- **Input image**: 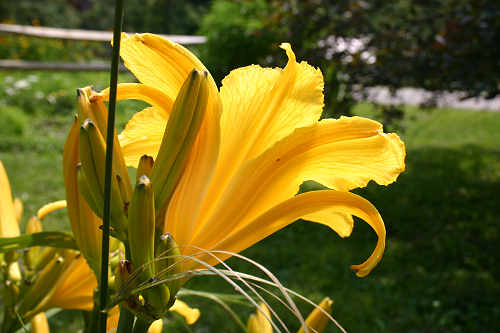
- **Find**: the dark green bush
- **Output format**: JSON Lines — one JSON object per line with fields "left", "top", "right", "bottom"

{"left": 199, "top": 0, "right": 278, "bottom": 84}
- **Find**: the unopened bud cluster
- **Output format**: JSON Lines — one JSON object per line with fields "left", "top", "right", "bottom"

{"left": 74, "top": 70, "right": 209, "bottom": 319}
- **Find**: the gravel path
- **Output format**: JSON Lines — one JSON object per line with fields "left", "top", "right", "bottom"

{"left": 358, "top": 87, "right": 500, "bottom": 111}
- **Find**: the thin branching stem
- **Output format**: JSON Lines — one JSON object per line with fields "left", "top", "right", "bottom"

{"left": 97, "top": 0, "right": 124, "bottom": 332}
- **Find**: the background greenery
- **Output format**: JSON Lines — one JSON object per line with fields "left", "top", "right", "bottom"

{"left": 1, "top": 70, "right": 498, "bottom": 332}
{"left": 1, "top": 0, "right": 499, "bottom": 331}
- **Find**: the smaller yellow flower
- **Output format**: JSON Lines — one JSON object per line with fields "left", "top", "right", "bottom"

{"left": 30, "top": 312, "right": 49, "bottom": 333}
{"left": 247, "top": 303, "right": 273, "bottom": 333}
{"left": 298, "top": 297, "right": 333, "bottom": 333}
{"left": 106, "top": 299, "right": 200, "bottom": 333}
{"left": 0, "top": 161, "right": 20, "bottom": 239}
{"left": 0, "top": 160, "right": 96, "bottom": 329}
{"left": 248, "top": 298, "right": 334, "bottom": 333}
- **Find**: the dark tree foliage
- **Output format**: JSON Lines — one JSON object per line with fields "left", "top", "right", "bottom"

{"left": 270, "top": 0, "right": 500, "bottom": 99}
{"left": 0, "top": 0, "right": 210, "bottom": 34}
{"left": 199, "top": 0, "right": 277, "bottom": 84}
{"left": 200, "top": 0, "right": 499, "bottom": 117}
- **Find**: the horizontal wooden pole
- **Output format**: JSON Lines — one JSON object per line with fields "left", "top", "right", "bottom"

{"left": 0, "top": 23, "right": 206, "bottom": 45}
{"left": 0, "top": 59, "right": 128, "bottom": 71}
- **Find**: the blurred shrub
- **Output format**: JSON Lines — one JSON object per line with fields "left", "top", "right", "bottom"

{"left": 0, "top": 105, "right": 29, "bottom": 137}
{"left": 269, "top": 0, "right": 500, "bottom": 100}
{"left": 199, "top": 0, "right": 277, "bottom": 84}
{"left": 201, "top": 0, "right": 500, "bottom": 117}
{"left": 0, "top": 0, "right": 209, "bottom": 34}
{"left": 0, "top": 35, "right": 106, "bottom": 62}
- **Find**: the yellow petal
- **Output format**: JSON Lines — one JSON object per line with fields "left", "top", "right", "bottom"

{"left": 148, "top": 319, "right": 163, "bottom": 333}
{"left": 30, "top": 312, "right": 50, "bottom": 333}
{"left": 118, "top": 107, "right": 168, "bottom": 167}
{"left": 62, "top": 118, "right": 102, "bottom": 275}
{"left": 297, "top": 297, "right": 333, "bottom": 333}
{"left": 119, "top": 33, "right": 209, "bottom": 101}
{"left": 200, "top": 190, "right": 386, "bottom": 278}
{"left": 13, "top": 198, "right": 22, "bottom": 223}
{"left": 197, "top": 43, "right": 324, "bottom": 235}
{"left": 247, "top": 303, "right": 273, "bottom": 333}
{"left": 98, "top": 83, "right": 173, "bottom": 168}
{"left": 219, "top": 43, "right": 323, "bottom": 170}
{"left": 302, "top": 211, "right": 354, "bottom": 238}
{"left": 37, "top": 200, "right": 67, "bottom": 220}
{"left": 191, "top": 117, "right": 404, "bottom": 253}
{"left": 0, "top": 161, "right": 20, "bottom": 237}
{"left": 98, "top": 83, "right": 173, "bottom": 113}
{"left": 169, "top": 299, "right": 201, "bottom": 325}
{"left": 106, "top": 306, "right": 120, "bottom": 333}
{"left": 42, "top": 254, "right": 97, "bottom": 311}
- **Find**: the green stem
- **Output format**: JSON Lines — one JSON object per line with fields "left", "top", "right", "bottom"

{"left": 132, "top": 317, "right": 152, "bottom": 333}
{"left": 97, "top": 0, "right": 124, "bottom": 332}
{"left": 116, "top": 306, "right": 135, "bottom": 333}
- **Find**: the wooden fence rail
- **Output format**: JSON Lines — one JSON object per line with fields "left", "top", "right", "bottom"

{"left": 0, "top": 24, "right": 206, "bottom": 71}
{"left": 0, "top": 23, "right": 206, "bottom": 44}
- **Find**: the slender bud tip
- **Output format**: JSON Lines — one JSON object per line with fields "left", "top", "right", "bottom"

{"left": 81, "top": 118, "right": 96, "bottom": 130}
{"left": 137, "top": 175, "right": 152, "bottom": 188}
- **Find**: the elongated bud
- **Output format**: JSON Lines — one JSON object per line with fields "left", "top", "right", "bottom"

{"left": 24, "top": 216, "right": 43, "bottom": 270}
{"left": 79, "top": 118, "right": 128, "bottom": 239}
{"left": 63, "top": 117, "right": 103, "bottom": 276}
{"left": 136, "top": 155, "right": 154, "bottom": 183}
{"left": 155, "top": 233, "right": 183, "bottom": 299}
{"left": 77, "top": 163, "right": 103, "bottom": 217}
{"left": 33, "top": 247, "right": 57, "bottom": 272}
{"left": 115, "top": 259, "right": 134, "bottom": 291}
{"left": 150, "top": 70, "right": 209, "bottom": 212}
{"left": 4, "top": 280, "right": 20, "bottom": 307}
{"left": 18, "top": 256, "right": 66, "bottom": 315}
{"left": 297, "top": 297, "right": 334, "bottom": 333}
{"left": 128, "top": 175, "right": 170, "bottom": 316}
{"left": 128, "top": 176, "right": 155, "bottom": 282}
{"left": 77, "top": 87, "right": 133, "bottom": 202}
{"left": 30, "top": 312, "right": 50, "bottom": 333}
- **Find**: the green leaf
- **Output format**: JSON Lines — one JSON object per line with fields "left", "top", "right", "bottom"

{"left": 0, "top": 232, "right": 78, "bottom": 253}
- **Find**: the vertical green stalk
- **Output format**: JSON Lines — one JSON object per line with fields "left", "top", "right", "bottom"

{"left": 97, "top": 0, "right": 124, "bottom": 332}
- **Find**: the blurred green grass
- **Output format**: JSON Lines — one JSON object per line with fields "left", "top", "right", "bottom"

{"left": 1, "top": 71, "right": 499, "bottom": 332}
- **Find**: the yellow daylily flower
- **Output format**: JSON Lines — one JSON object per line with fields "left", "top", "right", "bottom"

{"left": 297, "top": 297, "right": 333, "bottom": 333}
{"left": 0, "top": 160, "right": 22, "bottom": 282}
{"left": 95, "top": 33, "right": 405, "bottom": 278}
{"left": 247, "top": 303, "right": 273, "bottom": 333}
{"left": 0, "top": 161, "right": 20, "bottom": 238}
{"left": 94, "top": 34, "right": 405, "bottom": 277}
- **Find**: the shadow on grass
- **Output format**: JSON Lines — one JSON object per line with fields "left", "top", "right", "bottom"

{"left": 355, "top": 144, "right": 500, "bottom": 332}
{"left": 185, "top": 144, "right": 500, "bottom": 332}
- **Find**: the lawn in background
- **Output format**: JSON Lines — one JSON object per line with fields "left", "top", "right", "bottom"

{"left": 1, "top": 71, "right": 499, "bottom": 332}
